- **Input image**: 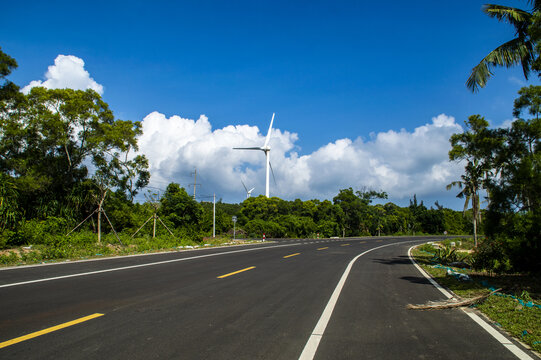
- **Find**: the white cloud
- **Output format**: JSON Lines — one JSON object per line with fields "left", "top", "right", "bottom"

{"left": 23, "top": 55, "right": 467, "bottom": 207}
{"left": 508, "top": 76, "right": 527, "bottom": 87}
{"left": 22, "top": 55, "right": 103, "bottom": 94}
{"left": 137, "top": 112, "right": 465, "bottom": 205}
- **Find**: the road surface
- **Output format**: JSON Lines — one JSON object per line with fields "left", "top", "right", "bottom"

{"left": 0, "top": 237, "right": 534, "bottom": 359}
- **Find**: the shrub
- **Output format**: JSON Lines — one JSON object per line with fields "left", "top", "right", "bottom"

{"left": 418, "top": 243, "right": 436, "bottom": 253}
{"left": 470, "top": 237, "right": 513, "bottom": 273}
{"left": 432, "top": 245, "right": 458, "bottom": 265}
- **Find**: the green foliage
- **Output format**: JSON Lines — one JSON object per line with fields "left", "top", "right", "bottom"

{"left": 449, "top": 87, "right": 541, "bottom": 272}
{"left": 470, "top": 237, "right": 513, "bottom": 273}
{"left": 432, "top": 245, "right": 459, "bottom": 265}
{"left": 417, "top": 243, "right": 436, "bottom": 253}
{"left": 159, "top": 183, "right": 202, "bottom": 229}
{"left": 466, "top": 2, "right": 539, "bottom": 92}
{"left": 0, "top": 173, "right": 21, "bottom": 231}
{"left": 0, "top": 66, "right": 150, "bottom": 222}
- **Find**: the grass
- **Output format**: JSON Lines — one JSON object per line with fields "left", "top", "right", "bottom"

{"left": 0, "top": 232, "right": 262, "bottom": 267}
{"left": 412, "top": 243, "right": 541, "bottom": 354}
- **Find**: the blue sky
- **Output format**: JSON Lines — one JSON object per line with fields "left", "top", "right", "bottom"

{"left": 2, "top": 0, "right": 540, "bottom": 208}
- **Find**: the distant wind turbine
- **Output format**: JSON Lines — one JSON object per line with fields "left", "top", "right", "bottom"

{"left": 233, "top": 113, "right": 276, "bottom": 198}
{"left": 241, "top": 180, "right": 255, "bottom": 199}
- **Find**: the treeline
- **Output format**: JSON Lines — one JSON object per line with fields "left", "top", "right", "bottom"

{"left": 447, "top": 86, "right": 541, "bottom": 273}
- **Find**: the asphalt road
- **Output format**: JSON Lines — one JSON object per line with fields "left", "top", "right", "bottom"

{"left": 0, "top": 237, "right": 534, "bottom": 359}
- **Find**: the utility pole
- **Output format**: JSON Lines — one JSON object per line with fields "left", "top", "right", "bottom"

{"left": 190, "top": 168, "right": 199, "bottom": 200}
{"left": 213, "top": 193, "right": 216, "bottom": 238}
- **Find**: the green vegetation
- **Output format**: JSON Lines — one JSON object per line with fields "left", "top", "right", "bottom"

{"left": 412, "top": 243, "right": 541, "bottom": 352}
{"left": 467, "top": 1, "right": 540, "bottom": 91}
{"left": 0, "top": 47, "right": 474, "bottom": 266}
{"left": 448, "top": 88, "right": 541, "bottom": 272}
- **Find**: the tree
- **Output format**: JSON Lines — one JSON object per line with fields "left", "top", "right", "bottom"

{"left": 467, "top": 0, "right": 541, "bottom": 92}
{"left": 0, "top": 86, "right": 150, "bottom": 220}
{"left": 333, "top": 188, "right": 387, "bottom": 236}
{"left": 159, "top": 183, "right": 203, "bottom": 229}
{"left": 447, "top": 160, "right": 486, "bottom": 246}
{"left": 0, "top": 46, "right": 20, "bottom": 101}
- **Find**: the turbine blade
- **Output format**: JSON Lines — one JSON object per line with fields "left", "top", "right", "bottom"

{"left": 241, "top": 180, "right": 248, "bottom": 192}
{"left": 249, "top": 187, "right": 255, "bottom": 192}
{"left": 233, "top": 147, "right": 263, "bottom": 150}
{"left": 269, "top": 161, "right": 277, "bottom": 185}
{"left": 263, "top": 113, "right": 275, "bottom": 148}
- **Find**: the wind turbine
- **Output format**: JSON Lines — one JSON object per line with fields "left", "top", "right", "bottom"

{"left": 233, "top": 113, "right": 276, "bottom": 198}
{"left": 241, "top": 179, "right": 255, "bottom": 199}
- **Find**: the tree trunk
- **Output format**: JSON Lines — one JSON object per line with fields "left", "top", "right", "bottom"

{"left": 97, "top": 208, "right": 102, "bottom": 244}
{"left": 473, "top": 213, "right": 477, "bottom": 247}
{"left": 153, "top": 214, "right": 156, "bottom": 238}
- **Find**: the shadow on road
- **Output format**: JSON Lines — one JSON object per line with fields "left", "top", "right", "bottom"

{"left": 372, "top": 256, "right": 412, "bottom": 266}
{"left": 400, "top": 276, "right": 433, "bottom": 285}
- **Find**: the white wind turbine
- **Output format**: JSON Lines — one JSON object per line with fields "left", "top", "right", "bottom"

{"left": 241, "top": 179, "right": 255, "bottom": 199}
{"left": 233, "top": 113, "right": 276, "bottom": 198}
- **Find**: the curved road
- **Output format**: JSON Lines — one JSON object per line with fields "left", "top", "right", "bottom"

{"left": 0, "top": 237, "right": 534, "bottom": 359}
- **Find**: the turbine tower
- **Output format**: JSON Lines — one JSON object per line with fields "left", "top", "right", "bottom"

{"left": 241, "top": 180, "right": 255, "bottom": 199}
{"left": 233, "top": 113, "right": 275, "bottom": 198}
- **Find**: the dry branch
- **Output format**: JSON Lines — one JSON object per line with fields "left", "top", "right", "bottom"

{"left": 407, "top": 288, "right": 501, "bottom": 310}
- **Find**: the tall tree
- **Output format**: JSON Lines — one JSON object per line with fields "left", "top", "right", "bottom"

{"left": 447, "top": 160, "right": 486, "bottom": 246}
{"left": 0, "top": 86, "right": 150, "bottom": 219}
{"left": 467, "top": 0, "right": 541, "bottom": 92}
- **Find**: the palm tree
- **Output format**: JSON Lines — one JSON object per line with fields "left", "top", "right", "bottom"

{"left": 447, "top": 160, "right": 486, "bottom": 246}
{"left": 467, "top": 0, "right": 541, "bottom": 92}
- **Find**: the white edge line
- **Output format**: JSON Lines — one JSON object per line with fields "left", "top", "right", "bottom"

{"left": 0, "top": 243, "right": 302, "bottom": 289}
{"left": 299, "top": 241, "right": 407, "bottom": 360}
{"left": 0, "top": 241, "right": 276, "bottom": 271}
{"left": 407, "top": 245, "right": 534, "bottom": 360}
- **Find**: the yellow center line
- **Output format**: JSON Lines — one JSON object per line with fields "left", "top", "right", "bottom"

{"left": 283, "top": 253, "right": 300, "bottom": 258}
{"left": 377, "top": 240, "right": 383, "bottom": 242}
{"left": 317, "top": 247, "right": 328, "bottom": 250}
{"left": 217, "top": 266, "right": 256, "bottom": 278}
{"left": 341, "top": 244, "right": 350, "bottom": 247}
{"left": 359, "top": 241, "right": 366, "bottom": 244}
{"left": 0, "top": 313, "right": 104, "bottom": 349}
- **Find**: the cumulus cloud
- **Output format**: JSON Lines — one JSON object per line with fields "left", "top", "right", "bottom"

{"left": 137, "top": 112, "right": 464, "bottom": 204}
{"left": 22, "top": 55, "right": 103, "bottom": 94}
{"left": 23, "top": 55, "right": 465, "bottom": 206}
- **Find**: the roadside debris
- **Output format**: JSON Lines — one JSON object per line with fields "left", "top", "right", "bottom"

{"left": 407, "top": 288, "right": 501, "bottom": 310}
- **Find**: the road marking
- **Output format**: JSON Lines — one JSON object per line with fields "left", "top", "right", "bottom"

{"left": 0, "top": 243, "right": 303, "bottom": 289}
{"left": 299, "top": 242, "right": 403, "bottom": 360}
{"left": 0, "top": 313, "right": 104, "bottom": 349}
{"left": 317, "top": 247, "right": 328, "bottom": 250}
{"left": 217, "top": 266, "right": 256, "bottom": 278}
{"left": 407, "top": 246, "right": 533, "bottom": 360}
{"left": 376, "top": 240, "right": 383, "bottom": 242}
{"left": 340, "top": 244, "right": 350, "bottom": 247}
{"left": 283, "top": 253, "right": 300, "bottom": 258}
{"left": 359, "top": 241, "right": 366, "bottom": 244}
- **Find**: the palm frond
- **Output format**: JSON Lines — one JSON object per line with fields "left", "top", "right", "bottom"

{"left": 466, "top": 37, "right": 534, "bottom": 92}
{"left": 483, "top": 5, "right": 532, "bottom": 31}
{"left": 446, "top": 181, "right": 463, "bottom": 191}
{"left": 526, "top": 0, "right": 541, "bottom": 12}
{"left": 463, "top": 195, "right": 471, "bottom": 214}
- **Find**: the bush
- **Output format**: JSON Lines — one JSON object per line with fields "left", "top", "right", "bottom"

{"left": 418, "top": 243, "right": 436, "bottom": 253}
{"left": 15, "top": 217, "right": 70, "bottom": 245}
{"left": 0, "top": 251, "right": 19, "bottom": 265}
{"left": 470, "top": 237, "right": 513, "bottom": 273}
{"left": 432, "top": 245, "right": 459, "bottom": 265}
